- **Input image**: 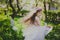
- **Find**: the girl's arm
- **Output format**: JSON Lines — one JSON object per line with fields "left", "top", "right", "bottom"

{"left": 45, "top": 25, "right": 53, "bottom": 35}
{"left": 35, "top": 17, "right": 40, "bottom": 26}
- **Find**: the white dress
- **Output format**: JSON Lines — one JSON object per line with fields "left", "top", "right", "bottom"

{"left": 22, "top": 25, "right": 53, "bottom": 40}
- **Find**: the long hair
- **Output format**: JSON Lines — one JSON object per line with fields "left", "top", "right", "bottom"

{"left": 23, "top": 8, "right": 42, "bottom": 25}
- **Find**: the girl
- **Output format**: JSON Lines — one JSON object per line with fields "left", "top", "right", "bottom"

{"left": 22, "top": 7, "right": 53, "bottom": 40}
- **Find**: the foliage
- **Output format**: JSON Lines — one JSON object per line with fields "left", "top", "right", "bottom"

{"left": 0, "top": 14, "right": 24, "bottom": 40}
{"left": 0, "top": 0, "right": 60, "bottom": 40}
{"left": 46, "top": 24, "right": 60, "bottom": 40}
{"left": 45, "top": 10, "right": 60, "bottom": 24}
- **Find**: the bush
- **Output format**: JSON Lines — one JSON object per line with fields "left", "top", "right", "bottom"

{"left": 45, "top": 10, "right": 60, "bottom": 24}
{"left": 46, "top": 24, "right": 60, "bottom": 40}
{"left": 0, "top": 14, "right": 24, "bottom": 40}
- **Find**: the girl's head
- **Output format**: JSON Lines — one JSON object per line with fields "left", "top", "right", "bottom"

{"left": 34, "top": 8, "right": 42, "bottom": 17}
{"left": 23, "top": 7, "right": 42, "bottom": 24}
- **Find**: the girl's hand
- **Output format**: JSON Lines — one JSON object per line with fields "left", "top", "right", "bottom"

{"left": 47, "top": 25, "right": 52, "bottom": 28}
{"left": 45, "top": 25, "right": 53, "bottom": 35}
{"left": 44, "top": 22, "right": 53, "bottom": 28}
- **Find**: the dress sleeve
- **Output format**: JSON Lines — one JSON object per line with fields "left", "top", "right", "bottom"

{"left": 45, "top": 26, "right": 53, "bottom": 35}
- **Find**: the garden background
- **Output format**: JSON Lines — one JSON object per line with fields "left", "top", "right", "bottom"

{"left": 0, "top": 0, "right": 60, "bottom": 40}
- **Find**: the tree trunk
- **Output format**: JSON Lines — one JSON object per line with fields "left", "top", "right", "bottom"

{"left": 35, "top": 0, "right": 38, "bottom": 7}
{"left": 16, "top": 0, "right": 20, "bottom": 13}
{"left": 49, "top": 2, "right": 50, "bottom": 10}
{"left": 49, "top": 0, "right": 52, "bottom": 10}
{"left": 44, "top": 0, "right": 48, "bottom": 21}
{"left": 9, "top": 0, "right": 17, "bottom": 19}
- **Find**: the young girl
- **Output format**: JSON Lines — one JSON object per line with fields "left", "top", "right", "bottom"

{"left": 22, "top": 7, "right": 53, "bottom": 40}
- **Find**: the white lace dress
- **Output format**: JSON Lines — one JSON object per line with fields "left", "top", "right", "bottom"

{"left": 22, "top": 25, "right": 53, "bottom": 40}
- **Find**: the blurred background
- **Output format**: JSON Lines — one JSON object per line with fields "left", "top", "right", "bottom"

{"left": 0, "top": 0, "right": 60, "bottom": 40}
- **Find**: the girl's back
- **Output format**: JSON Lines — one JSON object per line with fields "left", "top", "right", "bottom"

{"left": 23, "top": 25, "right": 52, "bottom": 40}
